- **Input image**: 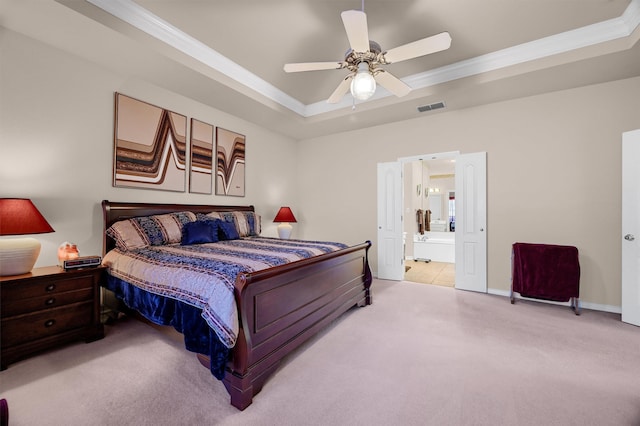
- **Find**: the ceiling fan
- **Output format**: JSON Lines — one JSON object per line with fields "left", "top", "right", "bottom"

{"left": 283, "top": 9, "right": 452, "bottom": 104}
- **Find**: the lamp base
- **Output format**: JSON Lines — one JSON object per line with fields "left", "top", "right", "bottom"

{"left": 0, "top": 237, "right": 41, "bottom": 276}
{"left": 277, "top": 223, "right": 293, "bottom": 239}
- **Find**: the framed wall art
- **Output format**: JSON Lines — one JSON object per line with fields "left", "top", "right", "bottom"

{"left": 189, "top": 119, "right": 214, "bottom": 194}
{"left": 113, "top": 93, "right": 187, "bottom": 192}
{"left": 215, "top": 127, "right": 245, "bottom": 197}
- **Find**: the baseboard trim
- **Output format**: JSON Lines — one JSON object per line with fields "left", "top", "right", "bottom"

{"left": 373, "top": 273, "right": 622, "bottom": 314}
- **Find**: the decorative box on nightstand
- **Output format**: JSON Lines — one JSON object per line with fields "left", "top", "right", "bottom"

{"left": 0, "top": 265, "right": 105, "bottom": 370}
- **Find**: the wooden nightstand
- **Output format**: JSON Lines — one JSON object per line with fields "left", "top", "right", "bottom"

{"left": 0, "top": 266, "right": 105, "bottom": 370}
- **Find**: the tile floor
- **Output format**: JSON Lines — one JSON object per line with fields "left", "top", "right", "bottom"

{"left": 404, "top": 260, "right": 455, "bottom": 287}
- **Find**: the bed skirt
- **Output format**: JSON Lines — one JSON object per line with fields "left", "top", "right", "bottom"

{"left": 104, "top": 275, "right": 230, "bottom": 379}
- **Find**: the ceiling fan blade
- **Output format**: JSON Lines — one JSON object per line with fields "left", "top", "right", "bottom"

{"left": 341, "top": 10, "right": 370, "bottom": 52}
{"left": 327, "top": 74, "right": 354, "bottom": 104}
{"left": 374, "top": 70, "right": 411, "bottom": 97}
{"left": 284, "top": 62, "right": 344, "bottom": 73}
{"left": 383, "top": 32, "right": 452, "bottom": 64}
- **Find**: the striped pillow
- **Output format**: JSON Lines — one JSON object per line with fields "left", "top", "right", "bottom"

{"left": 107, "top": 211, "right": 196, "bottom": 251}
{"left": 204, "top": 211, "right": 261, "bottom": 237}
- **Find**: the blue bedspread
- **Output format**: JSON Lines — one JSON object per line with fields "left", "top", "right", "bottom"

{"left": 104, "top": 275, "right": 231, "bottom": 378}
{"left": 102, "top": 237, "right": 347, "bottom": 377}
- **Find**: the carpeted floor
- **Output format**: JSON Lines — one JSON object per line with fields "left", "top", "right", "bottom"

{"left": 404, "top": 260, "right": 455, "bottom": 287}
{"left": 2, "top": 279, "right": 640, "bottom": 425}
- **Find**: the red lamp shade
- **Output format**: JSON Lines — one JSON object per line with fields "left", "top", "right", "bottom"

{"left": 0, "top": 198, "right": 54, "bottom": 235}
{"left": 0, "top": 199, "right": 54, "bottom": 276}
{"left": 273, "top": 207, "right": 297, "bottom": 223}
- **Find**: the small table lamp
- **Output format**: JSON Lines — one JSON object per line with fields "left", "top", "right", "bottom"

{"left": 273, "top": 207, "right": 297, "bottom": 239}
{"left": 0, "top": 198, "right": 55, "bottom": 276}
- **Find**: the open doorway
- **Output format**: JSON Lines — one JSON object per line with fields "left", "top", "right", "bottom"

{"left": 402, "top": 156, "right": 456, "bottom": 287}
{"left": 377, "top": 151, "right": 486, "bottom": 292}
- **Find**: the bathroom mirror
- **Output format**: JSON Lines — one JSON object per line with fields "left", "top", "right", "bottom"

{"left": 428, "top": 193, "right": 442, "bottom": 220}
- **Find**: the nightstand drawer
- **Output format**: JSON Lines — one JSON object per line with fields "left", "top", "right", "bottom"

{"left": 1, "top": 288, "right": 93, "bottom": 317}
{"left": 0, "top": 266, "right": 104, "bottom": 369}
{"left": 2, "top": 274, "right": 95, "bottom": 301}
{"left": 1, "top": 302, "right": 93, "bottom": 347}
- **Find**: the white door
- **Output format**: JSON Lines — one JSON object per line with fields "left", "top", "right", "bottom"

{"left": 622, "top": 129, "right": 640, "bottom": 326}
{"left": 377, "top": 162, "right": 404, "bottom": 280}
{"left": 454, "top": 152, "right": 487, "bottom": 292}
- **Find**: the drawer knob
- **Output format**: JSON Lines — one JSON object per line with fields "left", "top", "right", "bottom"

{"left": 45, "top": 297, "right": 56, "bottom": 306}
{"left": 44, "top": 319, "right": 56, "bottom": 328}
{"left": 45, "top": 284, "right": 56, "bottom": 292}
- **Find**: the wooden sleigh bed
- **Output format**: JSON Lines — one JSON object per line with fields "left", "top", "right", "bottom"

{"left": 101, "top": 200, "right": 372, "bottom": 410}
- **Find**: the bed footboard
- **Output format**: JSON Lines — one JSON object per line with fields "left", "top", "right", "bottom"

{"left": 223, "top": 241, "right": 372, "bottom": 410}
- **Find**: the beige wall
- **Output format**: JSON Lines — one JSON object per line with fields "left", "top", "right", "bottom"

{"left": 3, "top": 27, "right": 640, "bottom": 311}
{"left": 0, "top": 29, "right": 299, "bottom": 265}
{"left": 297, "top": 76, "right": 640, "bottom": 310}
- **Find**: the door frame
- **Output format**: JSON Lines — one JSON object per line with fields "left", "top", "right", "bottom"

{"left": 377, "top": 150, "right": 487, "bottom": 293}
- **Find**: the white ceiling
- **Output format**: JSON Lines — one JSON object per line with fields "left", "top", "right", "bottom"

{"left": 3, "top": 0, "right": 640, "bottom": 140}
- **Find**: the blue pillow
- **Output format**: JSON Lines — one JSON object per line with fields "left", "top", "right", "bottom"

{"left": 181, "top": 220, "right": 219, "bottom": 245}
{"left": 218, "top": 219, "right": 240, "bottom": 241}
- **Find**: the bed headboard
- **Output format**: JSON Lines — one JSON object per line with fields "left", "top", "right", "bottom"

{"left": 101, "top": 200, "right": 255, "bottom": 255}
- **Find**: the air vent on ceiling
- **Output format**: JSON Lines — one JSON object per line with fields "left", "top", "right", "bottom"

{"left": 417, "top": 101, "right": 446, "bottom": 113}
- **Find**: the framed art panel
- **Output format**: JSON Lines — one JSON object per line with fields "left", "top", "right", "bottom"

{"left": 189, "top": 119, "right": 214, "bottom": 194}
{"left": 215, "top": 127, "right": 245, "bottom": 197}
{"left": 113, "top": 93, "right": 187, "bottom": 192}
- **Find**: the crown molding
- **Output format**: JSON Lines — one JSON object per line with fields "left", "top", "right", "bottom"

{"left": 87, "top": 0, "right": 640, "bottom": 119}
{"left": 86, "top": 0, "right": 306, "bottom": 115}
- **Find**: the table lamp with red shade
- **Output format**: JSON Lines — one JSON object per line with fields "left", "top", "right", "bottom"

{"left": 273, "top": 206, "right": 297, "bottom": 239}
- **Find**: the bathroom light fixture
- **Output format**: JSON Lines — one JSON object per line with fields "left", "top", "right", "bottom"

{"left": 273, "top": 207, "right": 297, "bottom": 239}
{"left": 350, "top": 62, "right": 376, "bottom": 101}
{"left": 0, "top": 198, "right": 55, "bottom": 276}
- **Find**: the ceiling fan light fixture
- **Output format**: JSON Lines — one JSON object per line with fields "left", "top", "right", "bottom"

{"left": 350, "top": 62, "right": 376, "bottom": 100}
